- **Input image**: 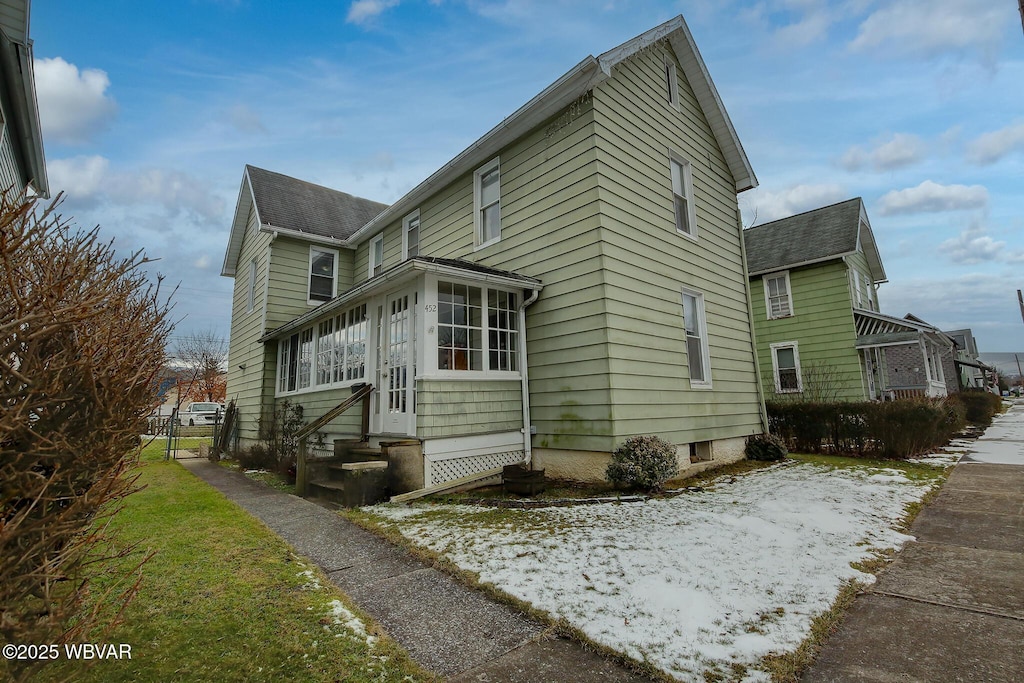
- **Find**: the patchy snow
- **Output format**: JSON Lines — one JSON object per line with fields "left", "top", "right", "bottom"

{"left": 325, "top": 599, "right": 378, "bottom": 647}
{"left": 962, "top": 403, "right": 1024, "bottom": 465}
{"left": 297, "top": 568, "right": 322, "bottom": 591}
{"left": 371, "top": 461, "right": 934, "bottom": 681}
{"left": 907, "top": 451, "right": 962, "bottom": 467}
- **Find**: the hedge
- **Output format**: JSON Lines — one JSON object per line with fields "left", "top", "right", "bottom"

{"left": 767, "top": 397, "right": 966, "bottom": 459}
{"left": 950, "top": 389, "right": 1003, "bottom": 426}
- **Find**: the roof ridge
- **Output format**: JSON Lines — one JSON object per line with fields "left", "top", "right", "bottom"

{"left": 746, "top": 196, "right": 861, "bottom": 232}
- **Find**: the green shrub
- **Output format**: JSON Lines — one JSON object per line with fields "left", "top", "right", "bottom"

{"left": 236, "top": 444, "right": 277, "bottom": 471}
{"left": 606, "top": 435, "right": 679, "bottom": 491}
{"left": 768, "top": 396, "right": 966, "bottom": 460}
{"left": 952, "top": 389, "right": 1002, "bottom": 426}
{"left": 745, "top": 433, "right": 788, "bottom": 461}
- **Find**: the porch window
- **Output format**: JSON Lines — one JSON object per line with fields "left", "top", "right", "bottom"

{"left": 278, "top": 303, "right": 367, "bottom": 395}
{"left": 771, "top": 342, "right": 802, "bottom": 393}
{"left": 474, "top": 158, "right": 501, "bottom": 247}
{"left": 309, "top": 247, "right": 337, "bottom": 303}
{"left": 681, "top": 289, "right": 711, "bottom": 388}
{"left": 764, "top": 271, "right": 792, "bottom": 319}
{"left": 438, "top": 281, "right": 483, "bottom": 371}
{"left": 488, "top": 289, "right": 519, "bottom": 371}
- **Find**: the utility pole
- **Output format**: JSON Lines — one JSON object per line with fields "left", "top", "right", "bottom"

{"left": 1018, "top": 289, "right": 1024, "bottom": 325}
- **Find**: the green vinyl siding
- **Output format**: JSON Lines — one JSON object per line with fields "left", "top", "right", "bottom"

{"left": 416, "top": 379, "right": 522, "bottom": 439}
{"left": 750, "top": 260, "right": 866, "bottom": 401}
{"left": 277, "top": 388, "right": 363, "bottom": 440}
{"left": 225, "top": 203, "right": 275, "bottom": 445}
{"left": 844, "top": 249, "right": 877, "bottom": 310}
{"left": 588, "top": 43, "right": 762, "bottom": 443}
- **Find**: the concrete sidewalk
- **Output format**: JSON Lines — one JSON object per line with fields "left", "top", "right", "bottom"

{"left": 179, "top": 458, "right": 652, "bottom": 682}
{"left": 805, "top": 402, "right": 1024, "bottom": 682}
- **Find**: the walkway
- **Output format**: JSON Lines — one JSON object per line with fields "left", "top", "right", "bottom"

{"left": 805, "top": 400, "right": 1024, "bottom": 682}
{"left": 179, "top": 458, "right": 652, "bottom": 683}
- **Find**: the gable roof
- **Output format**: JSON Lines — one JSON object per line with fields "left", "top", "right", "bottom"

{"left": 220, "top": 165, "right": 388, "bottom": 276}
{"left": 345, "top": 14, "right": 756, "bottom": 247}
{"left": 743, "top": 197, "right": 886, "bottom": 280}
{"left": 223, "top": 15, "right": 756, "bottom": 275}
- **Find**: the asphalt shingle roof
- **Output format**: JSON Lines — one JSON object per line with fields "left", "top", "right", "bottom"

{"left": 743, "top": 198, "right": 863, "bottom": 275}
{"left": 246, "top": 165, "right": 388, "bottom": 240}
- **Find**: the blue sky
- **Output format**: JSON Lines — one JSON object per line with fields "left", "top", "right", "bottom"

{"left": 31, "top": 0, "right": 1024, "bottom": 354}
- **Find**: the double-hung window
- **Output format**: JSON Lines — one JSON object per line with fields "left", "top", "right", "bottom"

{"left": 763, "top": 271, "right": 792, "bottom": 319}
{"left": 670, "top": 153, "right": 696, "bottom": 237}
{"left": 681, "top": 289, "right": 711, "bottom": 388}
{"left": 474, "top": 158, "right": 501, "bottom": 247}
{"left": 308, "top": 247, "right": 337, "bottom": 303}
{"left": 369, "top": 234, "right": 384, "bottom": 277}
{"left": 771, "top": 342, "right": 802, "bottom": 393}
{"left": 403, "top": 211, "right": 420, "bottom": 259}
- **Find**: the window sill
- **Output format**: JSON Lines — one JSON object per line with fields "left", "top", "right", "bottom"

{"left": 676, "top": 228, "right": 698, "bottom": 242}
{"left": 275, "top": 377, "right": 367, "bottom": 399}
{"left": 473, "top": 236, "right": 501, "bottom": 252}
{"left": 688, "top": 381, "right": 713, "bottom": 390}
{"left": 418, "top": 371, "right": 522, "bottom": 382}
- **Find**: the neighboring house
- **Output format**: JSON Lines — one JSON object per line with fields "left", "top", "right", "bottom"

{"left": 944, "top": 328, "right": 996, "bottom": 390}
{"left": 222, "top": 16, "right": 766, "bottom": 491}
{"left": 0, "top": 0, "right": 47, "bottom": 199}
{"left": 745, "top": 198, "right": 956, "bottom": 401}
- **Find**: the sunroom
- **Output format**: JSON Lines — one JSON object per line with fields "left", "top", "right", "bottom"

{"left": 259, "top": 256, "right": 542, "bottom": 496}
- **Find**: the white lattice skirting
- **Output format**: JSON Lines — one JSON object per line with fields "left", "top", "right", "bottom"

{"left": 427, "top": 449, "right": 525, "bottom": 487}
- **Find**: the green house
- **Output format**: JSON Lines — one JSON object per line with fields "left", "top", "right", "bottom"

{"left": 221, "top": 15, "right": 767, "bottom": 494}
{"left": 745, "top": 198, "right": 958, "bottom": 402}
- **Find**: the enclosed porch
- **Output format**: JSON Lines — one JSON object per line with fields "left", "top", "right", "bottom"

{"left": 855, "top": 310, "right": 956, "bottom": 400}
{"left": 258, "top": 256, "right": 543, "bottom": 504}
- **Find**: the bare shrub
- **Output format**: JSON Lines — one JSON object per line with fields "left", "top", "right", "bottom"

{"left": 0, "top": 194, "right": 172, "bottom": 681}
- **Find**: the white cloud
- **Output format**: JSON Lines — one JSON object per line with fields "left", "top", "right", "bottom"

{"left": 34, "top": 57, "right": 117, "bottom": 145}
{"left": 966, "top": 122, "right": 1024, "bottom": 165}
{"left": 346, "top": 0, "right": 400, "bottom": 24}
{"left": 840, "top": 133, "right": 926, "bottom": 171}
{"left": 877, "top": 180, "right": 988, "bottom": 215}
{"left": 746, "top": 183, "right": 847, "bottom": 225}
{"left": 850, "top": 0, "right": 1013, "bottom": 60}
{"left": 938, "top": 223, "right": 1008, "bottom": 265}
{"left": 225, "top": 104, "right": 267, "bottom": 134}
{"left": 47, "top": 155, "right": 224, "bottom": 221}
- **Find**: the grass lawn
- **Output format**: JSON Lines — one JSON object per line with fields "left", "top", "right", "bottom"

{"left": 34, "top": 440, "right": 433, "bottom": 683}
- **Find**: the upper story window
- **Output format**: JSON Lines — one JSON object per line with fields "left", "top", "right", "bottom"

{"left": 670, "top": 153, "right": 696, "bottom": 238}
{"left": 771, "top": 342, "right": 802, "bottom": 393}
{"left": 863, "top": 274, "right": 875, "bottom": 311}
{"left": 474, "top": 158, "right": 501, "bottom": 247}
{"left": 246, "top": 257, "right": 257, "bottom": 313}
{"left": 308, "top": 247, "right": 337, "bottom": 303}
{"left": 681, "top": 289, "right": 711, "bottom": 389}
{"left": 664, "top": 53, "right": 679, "bottom": 109}
{"left": 403, "top": 211, "right": 420, "bottom": 259}
{"left": 369, "top": 233, "right": 384, "bottom": 278}
{"left": 763, "top": 271, "right": 792, "bottom": 319}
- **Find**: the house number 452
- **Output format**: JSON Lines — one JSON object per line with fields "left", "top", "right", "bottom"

{"left": 424, "top": 304, "right": 438, "bottom": 313}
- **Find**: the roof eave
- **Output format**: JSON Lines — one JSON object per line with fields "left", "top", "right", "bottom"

{"left": 344, "top": 56, "right": 604, "bottom": 247}
{"left": 220, "top": 169, "right": 259, "bottom": 277}
{"left": 748, "top": 253, "right": 850, "bottom": 278}
{"left": 0, "top": 33, "right": 48, "bottom": 197}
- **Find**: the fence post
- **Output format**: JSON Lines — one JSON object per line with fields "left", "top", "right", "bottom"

{"left": 296, "top": 435, "right": 307, "bottom": 496}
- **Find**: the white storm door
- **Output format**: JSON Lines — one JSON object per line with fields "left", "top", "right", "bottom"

{"left": 377, "top": 289, "right": 415, "bottom": 434}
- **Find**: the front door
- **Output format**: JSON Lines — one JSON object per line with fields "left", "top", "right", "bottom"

{"left": 376, "top": 289, "right": 415, "bottom": 435}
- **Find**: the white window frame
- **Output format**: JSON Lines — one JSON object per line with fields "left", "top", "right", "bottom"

{"left": 246, "top": 257, "right": 257, "bottom": 313}
{"left": 681, "top": 288, "right": 711, "bottom": 389}
{"left": 763, "top": 271, "right": 793, "bottom": 319}
{"left": 369, "top": 233, "right": 384, "bottom": 278}
{"left": 473, "top": 157, "right": 501, "bottom": 249}
{"left": 402, "top": 210, "right": 420, "bottom": 260}
{"left": 307, "top": 246, "right": 338, "bottom": 305}
{"left": 669, "top": 151, "right": 697, "bottom": 239}
{"left": 664, "top": 52, "right": 679, "bottom": 110}
{"left": 276, "top": 303, "right": 369, "bottom": 398}
{"left": 864, "top": 274, "right": 875, "bottom": 310}
{"left": 770, "top": 341, "right": 803, "bottom": 394}
{"left": 850, "top": 267, "right": 864, "bottom": 307}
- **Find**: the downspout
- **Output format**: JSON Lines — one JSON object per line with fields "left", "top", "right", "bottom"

{"left": 518, "top": 288, "right": 541, "bottom": 465}
{"left": 738, "top": 213, "right": 769, "bottom": 434}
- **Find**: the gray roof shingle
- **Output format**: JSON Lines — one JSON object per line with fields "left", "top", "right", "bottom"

{"left": 743, "top": 198, "right": 863, "bottom": 275}
{"left": 246, "top": 165, "right": 388, "bottom": 240}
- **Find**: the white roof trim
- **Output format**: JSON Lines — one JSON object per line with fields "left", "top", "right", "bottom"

{"left": 220, "top": 168, "right": 259, "bottom": 277}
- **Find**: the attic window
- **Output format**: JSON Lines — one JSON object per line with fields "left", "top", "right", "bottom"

{"left": 664, "top": 53, "right": 679, "bottom": 109}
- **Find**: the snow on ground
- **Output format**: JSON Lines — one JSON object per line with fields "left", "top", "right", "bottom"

{"left": 962, "top": 402, "right": 1024, "bottom": 465}
{"left": 371, "top": 461, "right": 935, "bottom": 681}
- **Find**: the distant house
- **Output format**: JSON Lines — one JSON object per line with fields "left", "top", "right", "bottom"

{"left": 745, "top": 198, "right": 955, "bottom": 401}
{"left": 0, "top": 0, "right": 47, "bottom": 198}
{"left": 944, "top": 328, "right": 997, "bottom": 391}
{"left": 221, "top": 15, "right": 767, "bottom": 493}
